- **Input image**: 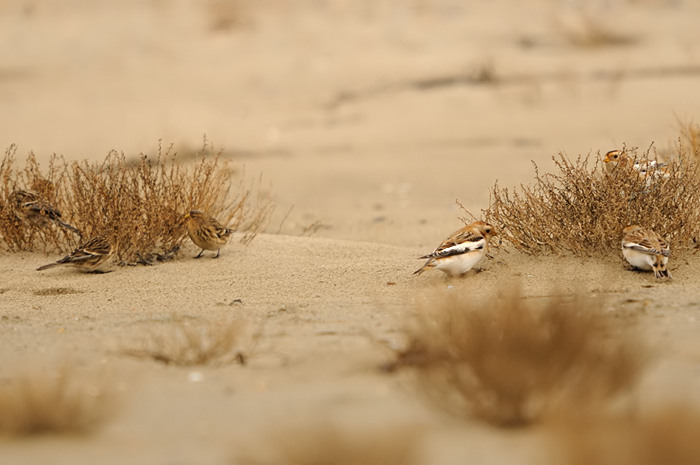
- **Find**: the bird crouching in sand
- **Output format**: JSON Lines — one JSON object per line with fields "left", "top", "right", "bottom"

{"left": 414, "top": 221, "right": 497, "bottom": 277}
{"left": 185, "top": 210, "right": 233, "bottom": 258}
{"left": 621, "top": 225, "right": 672, "bottom": 280}
{"left": 10, "top": 189, "right": 80, "bottom": 235}
{"left": 37, "top": 236, "right": 114, "bottom": 273}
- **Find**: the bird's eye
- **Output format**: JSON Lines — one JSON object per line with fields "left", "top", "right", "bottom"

{"left": 613, "top": 154, "right": 618, "bottom": 159}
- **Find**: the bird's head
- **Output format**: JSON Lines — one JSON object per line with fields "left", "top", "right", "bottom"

{"left": 473, "top": 221, "right": 497, "bottom": 240}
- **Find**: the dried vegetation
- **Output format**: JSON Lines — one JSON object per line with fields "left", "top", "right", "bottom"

{"left": 677, "top": 117, "right": 700, "bottom": 158}
{"left": 0, "top": 363, "right": 115, "bottom": 436}
{"left": 388, "top": 288, "right": 645, "bottom": 427}
{"left": 121, "top": 317, "right": 246, "bottom": 367}
{"left": 205, "top": 0, "right": 250, "bottom": 32}
{"left": 554, "top": 14, "right": 637, "bottom": 48}
{"left": 471, "top": 142, "right": 700, "bottom": 256}
{"left": 0, "top": 141, "right": 275, "bottom": 264}
{"left": 552, "top": 405, "right": 700, "bottom": 465}
{"left": 236, "top": 422, "right": 420, "bottom": 465}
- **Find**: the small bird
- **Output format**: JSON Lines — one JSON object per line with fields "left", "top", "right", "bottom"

{"left": 184, "top": 210, "right": 233, "bottom": 258}
{"left": 621, "top": 225, "right": 672, "bottom": 280}
{"left": 37, "top": 236, "right": 114, "bottom": 273}
{"left": 633, "top": 159, "right": 670, "bottom": 180}
{"left": 603, "top": 150, "right": 669, "bottom": 180}
{"left": 414, "top": 221, "right": 497, "bottom": 276}
{"left": 10, "top": 189, "right": 80, "bottom": 235}
{"left": 602, "top": 150, "right": 631, "bottom": 174}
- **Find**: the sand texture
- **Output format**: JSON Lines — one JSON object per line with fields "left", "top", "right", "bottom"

{"left": 2, "top": 1, "right": 700, "bottom": 464}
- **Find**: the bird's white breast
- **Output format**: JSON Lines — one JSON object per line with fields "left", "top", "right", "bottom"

{"left": 434, "top": 249, "right": 485, "bottom": 276}
{"left": 622, "top": 248, "right": 655, "bottom": 270}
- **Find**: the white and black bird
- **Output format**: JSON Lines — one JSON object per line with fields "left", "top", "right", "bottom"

{"left": 621, "top": 225, "right": 671, "bottom": 280}
{"left": 414, "top": 221, "right": 497, "bottom": 276}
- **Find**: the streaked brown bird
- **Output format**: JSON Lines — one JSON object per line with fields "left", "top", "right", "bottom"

{"left": 185, "top": 210, "right": 233, "bottom": 258}
{"left": 37, "top": 236, "right": 114, "bottom": 273}
{"left": 10, "top": 189, "right": 80, "bottom": 235}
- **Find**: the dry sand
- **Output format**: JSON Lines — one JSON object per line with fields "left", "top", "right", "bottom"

{"left": 2, "top": 1, "right": 700, "bottom": 464}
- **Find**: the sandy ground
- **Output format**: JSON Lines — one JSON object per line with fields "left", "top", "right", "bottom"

{"left": 2, "top": 0, "right": 700, "bottom": 463}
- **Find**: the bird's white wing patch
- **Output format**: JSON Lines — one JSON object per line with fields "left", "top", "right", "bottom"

{"left": 431, "top": 237, "right": 485, "bottom": 258}
{"left": 623, "top": 241, "right": 661, "bottom": 256}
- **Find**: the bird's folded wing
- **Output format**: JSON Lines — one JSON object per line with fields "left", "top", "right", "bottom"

{"left": 26, "top": 201, "right": 62, "bottom": 220}
{"left": 623, "top": 241, "right": 663, "bottom": 256}
{"left": 60, "top": 252, "right": 96, "bottom": 263}
{"left": 422, "top": 235, "right": 485, "bottom": 259}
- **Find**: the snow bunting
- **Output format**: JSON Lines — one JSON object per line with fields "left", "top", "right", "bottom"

{"left": 603, "top": 150, "right": 669, "bottom": 180}
{"left": 185, "top": 210, "right": 233, "bottom": 258}
{"left": 621, "top": 225, "right": 671, "bottom": 280}
{"left": 414, "top": 221, "right": 497, "bottom": 276}
{"left": 633, "top": 159, "right": 670, "bottom": 180}
{"left": 37, "top": 236, "right": 114, "bottom": 273}
{"left": 10, "top": 189, "right": 80, "bottom": 235}
{"left": 602, "top": 150, "right": 631, "bottom": 174}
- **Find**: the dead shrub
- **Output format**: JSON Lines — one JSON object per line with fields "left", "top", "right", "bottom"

{"left": 553, "top": 11, "right": 637, "bottom": 48}
{"left": 474, "top": 146, "right": 700, "bottom": 256}
{"left": 204, "top": 0, "right": 250, "bottom": 32}
{"left": 0, "top": 141, "right": 275, "bottom": 263}
{"left": 0, "top": 145, "right": 71, "bottom": 252}
{"left": 0, "top": 363, "right": 115, "bottom": 436}
{"left": 552, "top": 405, "right": 700, "bottom": 465}
{"left": 121, "top": 317, "right": 246, "bottom": 367}
{"left": 388, "top": 288, "right": 645, "bottom": 427}
{"left": 677, "top": 117, "right": 700, "bottom": 159}
{"left": 235, "top": 422, "right": 421, "bottom": 465}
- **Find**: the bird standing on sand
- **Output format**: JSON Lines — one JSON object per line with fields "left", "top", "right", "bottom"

{"left": 37, "top": 236, "right": 114, "bottom": 273}
{"left": 10, "top": 189, "right": 80, "bottom": 235}
{"left": 621, "top": 225, "right": 672, "bottom": 280}
{"left": 184, "top": 210, "right": 233, "bottom": 258}
{"left": 414, "top": 221, "right": 497, "bottom": 276}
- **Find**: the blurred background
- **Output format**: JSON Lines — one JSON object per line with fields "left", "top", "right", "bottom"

{"left": 1, "top": 0, "right": 699, "bottom": 245}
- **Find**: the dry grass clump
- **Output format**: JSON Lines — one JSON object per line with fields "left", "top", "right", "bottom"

{"left": 552, "top": 405, "right": 700, "bottom": 465}
{"left": 477, "top": 146, "right": 700, "bottom": 256}
{"left": 677, "top": 117, "right": 700, "bottom": 159}
{"left": 0, "top": 363, "right": 115, "bottom": 436}
{"left": 0, "top": 147, "right": 71, "bottom": 252}
{"left": 122, "top": 317, "right": 246, "bottom": 367}
{"left": 235, "top": 423, "right": 421, "bottom": 465}
{"left": 0, "top": 141, "right": 275, "bottom": 263}
{"left": 388, "top": 289, "right": 645, "bottom": 427}
{"left": 204, "top": 0, "right": 250, "bottom": 32}
{"left": 552, "top": 10, "right": 637, "bottom": 48}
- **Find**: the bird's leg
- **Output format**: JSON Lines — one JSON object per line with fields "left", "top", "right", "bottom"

{"left": 213, "top": 249, "right": 221, "bottom": 259}
{"left": 195, "top": 249, "right": 204, "bottom": 259}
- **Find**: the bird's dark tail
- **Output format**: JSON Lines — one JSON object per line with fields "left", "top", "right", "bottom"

{"left": 36, "top": 262, "right": 60, "bottom": 271}
{"left": 57, "top": 220, "right": 81, "bottom": 235}
{"left": 413, "top": 259, "right": 434, "bottom": 275}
